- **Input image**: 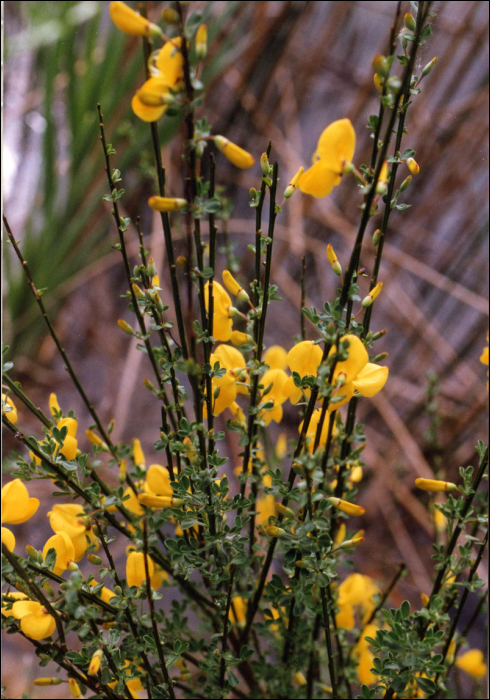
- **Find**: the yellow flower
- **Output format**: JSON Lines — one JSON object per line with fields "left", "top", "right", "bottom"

{"left": 229, "top": 596, "right": 247, "bottom": 626}
{"left": 214, "top": 136, "right": 255, "bottom": 169}
{"left": 30, "top": 399, "right": 79, "bottom": 463}
{"left": 230, "top": 330, "right": 252, "bottom": 346}
{"left": 214, "top": 344, "right": 249, "bottom": 395}
{"left": 143, "top": 464, "right": 173, "bottom": 498}
{"left": 2, "top": 394, "right": 17, "bottom": 424}
{"left": 11, "top": 599, "right": 56, "bottom": 640}
{"left": 195, "top": 23, "right": 207, "bottom": 60}
{"left": 335, "top": 574, "right": 379, "bottom": 630}
{"left": 2, "top": 591, "right": 28, "bottom": 617}
{"left": 126, "top": 551, "right": 154, "bottom": 588}
{"left": 256, "top": 474, "right": 276, "bottom": 528}
{"left": 353, "top": 623, "right": 379, "bottom": 685}
{"left": 415, "top": 478, "right": 458, "bottom": 492}
{"left": 1, "top": 527, "right": 15, "bottom": 552}
{"left": 328, "top": 497, "right": 365, "bottom": 517}
{"left": 260, "top": 369, "right": 288, "bottom": 425}
{"left": 264, "top": 345, "right": 288, "bottom": 371}
{"left": 2, "top": 479, "right": 39, "bottom": 525}
{"left": 222, "top": 270, "right": 250, "bottom": 303}
{"left": 69, "top": 678, "right": 82, "bottom": 699}
{"left": 88, "top": 649, "right": 103, "bottom": 676}
{"left": 300, "top": 408, "right": 335, "bottom": 452}
{"left": 47, "top": 504, "right": 99, "bottom": 561}
{"left": 455, "top": 649, "right": 487, "bottom": 680}
{"left": 282, "top": 340, "right": 323, "bottom": 405}
{"left": 133, "top": 438, "right": 146, "bottom": 468}
{"left": 132, "top": 38, "right": 184, "bottom": 122}
{"left": 108, "top": 660, "right": 144, "bottom": 698}
{"left": 352, "top": 362, "right": 389, "bottom": 397}
{"left": 43, "top": 531, "right": 76, "bottom": 575}
{"left": 204, "top": 281, "right": 233, "bottom": 342}
{"left": 148, "top": 196, "right": 187, "bottom": 212}
{"left": 89, "top": 580, "right": 116, "bottom": 606}
{"left": 110, "top": 1, "right": 162, "bottom": 37}
{"left": 299, "top": 119, "right": 356, "bottom": 198}
{"left": 204, "top": 351, "right": 238, "bottom": 417}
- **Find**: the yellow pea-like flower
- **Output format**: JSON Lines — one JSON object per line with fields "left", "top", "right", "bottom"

{"left": 361, "top": 281, "right": 383, "bottom": 308}
{"left": 214, "top": 136, "right": 255, "bottom": 169}
{"left": 260, "top": 368, "right": 288, "bottom": 426}
{"left": 455, "top": 649, "right": 487, "bottom": 680}
{"left": 222, "top": 270, "right": 250, "bottom": 303}
{"left": 352, "top": 362, "right": 389, "bottom": 397}
{"left": 264, "top": 345, "right": 288, "bottom": 371}
{"left": 11, "top": 599, "right": 56, "bottom": 641}
{"left": 407, "top": 157, "right": 420, "bottom": 175}
{"left": 2, "top": 394, "right": 17, "bottom": 424}
{"left": 109, "top": 1, "right": 162, "bottom": 37}
{"left": 43, "top": 531, "right": 76, "bottom": 576}
{"left": 230, "top": 330, "right": 252, "bottom": 346}
{"left": 284, "top": 166, "right": 305, "bottom": 199}
{"left": 229, "top": 596, "right": 247, "bottom": 627}
{"left": 69, "top": 678, "right": 82, "bottom": 699}
{"left": 1, "top": 479, "right": 39, "bottom": 525}
{"left": 204, "top": 281, "right": 233, "bottom": 342}
{"left": 282, "top": 340, "right": 323, "bottom": 405}
{"left": 327, "top": 244, "right": 342, "bottom": 277}
{"left": 299, "top": 119, "right": 356, "bottom": 198}
{"left": 1, "top": 527, "right": 15, "bottom": 552}
{"left": 126, "top": 551, "right": 154, "bottom": 588}
{"left": 133, "top": 438, "right": 145, "bottom": 468}
{"left": 47, "top": 503, "right": 99, "bottom": 562}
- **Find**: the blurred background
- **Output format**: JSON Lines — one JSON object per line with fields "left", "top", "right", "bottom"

{"left": 2, "top": 1, "right": 489, "bottom": 696}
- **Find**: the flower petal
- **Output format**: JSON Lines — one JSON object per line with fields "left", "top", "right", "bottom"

{"left": 353, "top": 363, "right": 389, "bottom": 397}
{"left": 299, "top": 159, "right": 340, "bottom": 198}
{"left": 316, "top": 118, "right": 356, "bottom": 167}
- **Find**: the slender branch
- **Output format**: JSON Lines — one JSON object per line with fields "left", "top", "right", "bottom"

{"left": 219, "top": 565, "right": 237, "bottom": 693}
{"left": 143, "top": 520, "right": 175, "bottom": 699}
{"left": 2, "top": 373, "right": 52, "bottom": 428}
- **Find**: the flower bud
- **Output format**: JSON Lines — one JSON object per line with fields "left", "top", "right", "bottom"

{"left": 373, "top": 73, "right": 383, "bottom": 93}
{"left": 119, "top": 458, "right": 127, "bottom": 484}
{"left": 138, "top": 494, "right": 184, "bottom": 508}
{"left": 110, "top": 1, "right": 162, "bottom": 38}
{"left": 361, "top": 281, "right": 383, "bottom": 308}
{"left": 386, "top": 76, "right": 402, "bottom": 92}
{"left": 338, "top": 536, "right": 365, "bottom": 549}
{"left": 421, "top": 56, "right": 438, "bottom": 78}
{"left": 67, "top": 561, "right": 79, "bottom": 572}
{"left": 406, "top": 157, "right": 420, "bottom": 175}
{"left": 372, "top": 54, "right": 390, "bottom": 79}
{"left": 161, "top": 7, "right": 180, "bottom": 24}
{"left": 87, "top": 554, "right": 103, "bottom": 565}
{"left": 132, "top": 283, "right": 146, "bottom": 300}
{"left": 25, "top": 545, "right": 43, "bottom": 563}
{"left": 88, "top": 649, "right": 103, "bottom": 675}
{"left": 33, "top": 678, "right": 63, "bottom": 686}
{"left": 372, "top": 329, "right": 387, "bottom": 341}
{"left": 143, "top": 379, "right": 155, "bottom": 392}
{"left": 327, "top": 497, "right": 365, "bottom": 517}
{"left": 176, "top": 256, "right": 187, "bottom": 268}
{"left": 86, "top": 430, "right": 108, "bottom": 451}
{"left": 222, "top": 270, "right": 250, "bottom": 303}
{"left": 266, "top": 525, "right": 285, "bottom": 537}
{"left": 230, "top": 331, "right": 252, "bottom": 346}
{"left": 118, "top": 319, "right": 134, "bottom": 336}
{"left": 372, "top": 228, "right": 382, "bottom": 247}
{"left": 327, "top": 244, "right": 342, "bottom": 277}
{"left": 400, "top": 175, "right": 412, "bottom": 192}
{"left": 403, "top": 12, "right": 416, "bottom": 31}
{"left": 295, "top": 671, "right": 307, "bottom": 686}
{"left": 420, "top": 593, "right": 430, "bottom": 607}
{"left": 415, "top": 478, "right": 458, "bottom": 492}
{"left": 43, "top": 581, "right": 55, "bottom": 596}
{"left": 295, "top": 559, "right": 309, "bottom": 568}
{"left": 214, "top": 135, "right": 255, "bottom": 169}
{"left": 372, "top": 351, "right": 388, "bottom": 363}
{"left": 148, "top": 196, "right": 187, "bottom": 212}
{"left": 361, "top": 282, "right": 383, "bottom": 309}
{"left": 195, "top": 24, "right": 207, "bottom": 61}
{"left": 283, "top": 166, "right": 304, "bottom": 199}
{"left": 69, "top": 678, "right": 82, "bottom": 698}
{"left": 261, "top": 152, "right": 270, "bottom": 176}
{"left": 275, "top": 503, "right": 295, "bottom": 518}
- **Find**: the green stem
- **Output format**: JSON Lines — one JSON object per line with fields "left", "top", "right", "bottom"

{"left": 2, "top": 373, "right": 52, "bottom": 428}
{"left": 219, "top": 565, "right": 237, "bottom": 693}
{"left": 143, "top": 520, "right": 175, "bottom": 699}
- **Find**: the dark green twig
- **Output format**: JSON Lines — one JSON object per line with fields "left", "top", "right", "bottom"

{"left": 219, "top": 564, "right": 237, "bottom": 693}
{"left": 143, "top": 520, "right": 175, "bottom": 699}
{"left": 2, "top": 373, "right": 52, "bottom": 428}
